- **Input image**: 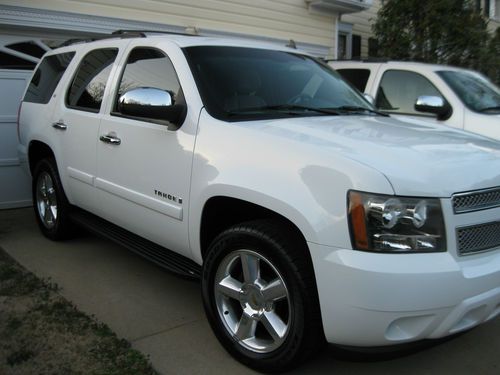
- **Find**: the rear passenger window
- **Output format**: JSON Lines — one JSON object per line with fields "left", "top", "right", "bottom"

{"left": 66, "top": 48, "right": 118, "bottom": 112}
{"left": 24, "top": 52, "right": 75, "bottom": 104}
{"left": 337, "top": 69, "right": 370, "bottom": 92}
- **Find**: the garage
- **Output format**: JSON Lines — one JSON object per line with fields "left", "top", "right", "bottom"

{"left": 0, "top": 36, "right": 54, "bottom": 209}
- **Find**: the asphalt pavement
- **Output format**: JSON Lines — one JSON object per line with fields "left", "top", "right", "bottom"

{"left": 0, "top": 208, "right": 499, "bottom": 374}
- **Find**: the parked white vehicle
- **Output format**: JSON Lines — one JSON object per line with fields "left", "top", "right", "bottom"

{"left": 17, "top": 32, "right": 500, "bottom": 372}
{"left": 329, "top": 61, "right": 500, "bottom": 140}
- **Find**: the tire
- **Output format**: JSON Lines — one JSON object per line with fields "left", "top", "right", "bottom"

{"left": 202, "top": 219, "right": 324, "bottom": 372}
{"left": 32, "top": 158, "right": 74, "bottom": 240}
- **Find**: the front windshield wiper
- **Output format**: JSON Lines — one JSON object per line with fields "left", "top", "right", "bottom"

{"left": 329, "top": 105, "right": 389, "bottom": 116}
{"left": 263, "top": 104, "right": 341, "bottom": 115}
{"left": 478, "top": 105, "right": 500, "bottom": 113}
{"left": 226, "top": 104, "right": 341, "bottom": 117}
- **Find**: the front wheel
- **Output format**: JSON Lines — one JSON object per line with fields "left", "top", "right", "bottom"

{"left": 202, "top": 220, "right": 324, "bottom": 372}
{"left": 32, "top": 158, "right": 74, "bottom": 240}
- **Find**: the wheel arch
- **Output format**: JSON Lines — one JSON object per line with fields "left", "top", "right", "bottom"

{"left": 198, "top": 195, "right": 314, "bottom": 262}
{"left": 28, "top": 140, "right": 55, "bottom": 174}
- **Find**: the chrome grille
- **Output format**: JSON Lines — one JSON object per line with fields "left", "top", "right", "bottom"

{"left": 452, "top": 187, "right": 500, "bottom": 214}
{"left": 456, "top": 221, "right": 500, "bottom": 256}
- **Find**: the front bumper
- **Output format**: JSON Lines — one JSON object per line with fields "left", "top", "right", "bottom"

{"left": 309, "top": 242, "right": 500, "bottom": 346}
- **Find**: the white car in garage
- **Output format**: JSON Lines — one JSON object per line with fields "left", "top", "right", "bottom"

{"left": 329, "top": 61, "right": 500, "bottom": 140}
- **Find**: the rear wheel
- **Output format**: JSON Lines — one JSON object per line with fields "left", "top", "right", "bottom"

{"left": 32, "top": 158, "right": 74, "bottom": 240}
{"left": 202, "top": 220, "right": 324, "bottom": 372}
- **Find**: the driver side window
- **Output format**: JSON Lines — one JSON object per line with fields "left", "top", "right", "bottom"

{"left": 114, "top": 47, "right": 182, "bottom": 118}
{"left": 376, "top": 70, "right": 444, "bottom": 115}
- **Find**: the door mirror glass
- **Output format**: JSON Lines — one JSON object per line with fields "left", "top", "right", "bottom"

{"left": 415, "top": 95, "right": 451, "bottom": 120}
{"left": 117, "top": 87, "right": 184, "bottom": 125}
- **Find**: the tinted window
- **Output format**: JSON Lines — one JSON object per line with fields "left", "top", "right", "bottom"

{"left": 117, "top": 48, "right": 180, "bottom": 99}
{"left": 337, "top": 69, "right": 370, "bottom": 92}
{"left": 67, "top": 48, "right": 118, "bottom": 112}
{"left": 376, "top": 70, "right": 444, "bottom": 115}
{"left": 184, "top": 46, "right": 372, "bottom": 122}
{"left": 23, "top": 52, "right": 75, "bottom": 104}
{"left": 113, "top": 48, "right": 183, "bottom": 123}
{"left": 438, "top": 70, "right": 500, "bottom": 113}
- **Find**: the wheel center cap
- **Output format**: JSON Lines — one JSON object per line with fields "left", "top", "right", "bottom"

{"left": 240, "top": 285, "right": 265, "bottom": 310}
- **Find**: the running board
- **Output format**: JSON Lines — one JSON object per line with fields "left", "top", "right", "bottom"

{"left": 70, "top": 209, "right": 201, "bottom": 280}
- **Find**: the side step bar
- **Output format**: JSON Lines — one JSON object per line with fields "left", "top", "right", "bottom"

{"left": 70, "top": 209, "right": 201, "bottom": 280}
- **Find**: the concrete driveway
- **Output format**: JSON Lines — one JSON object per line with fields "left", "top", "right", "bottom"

{"left": 1, "top": 208, "right": 499, "bottom": 374}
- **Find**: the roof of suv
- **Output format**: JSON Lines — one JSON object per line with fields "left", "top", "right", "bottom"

{"left": 328, "top": 60, "right": 468, "bottom": 73}
{"left": 57, "top": 32, "right": 305, "bottom": 54}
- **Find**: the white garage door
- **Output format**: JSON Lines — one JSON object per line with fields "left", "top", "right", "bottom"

{"left": 0, "top": 69, "right": 33, "bottom": 209}
{"left": 0, "top": 37, "right": 52, "bottom": 209}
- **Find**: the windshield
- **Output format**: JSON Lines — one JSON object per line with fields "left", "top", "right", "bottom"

{"left": 437, "top": 70, "right": 500, "bottom": 114}
{"left": 183, "top": 46, "right": 374, "bottom": 121}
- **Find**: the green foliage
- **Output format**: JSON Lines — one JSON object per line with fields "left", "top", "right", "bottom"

{"left": 373, "top": 0, "right": 500, "bottom": 83}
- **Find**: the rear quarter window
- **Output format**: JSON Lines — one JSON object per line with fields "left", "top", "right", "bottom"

{"left": 23, "top": 52, "right": 75, "bottom": 104}
{"left": 336, "top": 69, "right": 371, "bottom": 92}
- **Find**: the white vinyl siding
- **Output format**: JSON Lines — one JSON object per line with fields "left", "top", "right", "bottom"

{"left": 2, "top": 0, "right": 337, "bottom": 51}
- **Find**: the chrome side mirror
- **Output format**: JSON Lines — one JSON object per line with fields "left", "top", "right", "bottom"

{"left": 415, "top": 95, "right": 452, "bottom": 120}
{"left": 117, "top": 87, "right": 185, "bottom": 127}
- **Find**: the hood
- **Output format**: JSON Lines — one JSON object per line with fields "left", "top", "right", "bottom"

{"left": 242, "top": 114, "right": 500, "bottom": 197}
{"left": 464, "top": 112, "right": 500, "bottom": 141}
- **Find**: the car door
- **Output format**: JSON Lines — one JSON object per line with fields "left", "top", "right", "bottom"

{"left": 51, "top": 42, "right": 126, "bottom": 212}
{"left": 95, "top": 43, "right": 196, "bottom": 257}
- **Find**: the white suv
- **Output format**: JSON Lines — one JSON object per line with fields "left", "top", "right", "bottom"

{"left": 18, "top": 32, "right": 500, "bottom": 372}
{"left": 329, "top": 60, "right": 500, "bottom": 140}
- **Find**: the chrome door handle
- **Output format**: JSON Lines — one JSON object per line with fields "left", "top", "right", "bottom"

{"left": 100, "top": 134, "right": 121, "bottom": 145}
{"left": 52, "top": 121, "right": 67, "bottom": 130}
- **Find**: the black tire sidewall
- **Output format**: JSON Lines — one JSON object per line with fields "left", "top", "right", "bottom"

{"left": 32, "top": 158, "right": 72, "bottom": 240}
{"left": 202, "top": 223, "right": 312, "bottom": 372}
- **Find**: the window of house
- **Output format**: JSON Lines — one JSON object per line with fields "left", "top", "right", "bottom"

{"left": 338, "top": 34, "right": 348, "bottom": 60}
{"left": 6, "top": 41, "right": 47, "bottom": 59}
{"left": 113, "top": 47, "right": 182, "bottom": 123}
{"left": 352, "top": 35, "right": 361, "bottom": 60}
{"left": 66, "top": 48, "right": 118, "bottom": 112}
{"left": 376, "top": 70, "right": 444, "bottom": 115}
{"left": 23, "top": 52, "right": 75, "bottom": 104}
{"left": 337, "top": 23, "right": 353, "bottom": 60}
{"left": 368, "top": 38, "right": 379, "bottom": 58}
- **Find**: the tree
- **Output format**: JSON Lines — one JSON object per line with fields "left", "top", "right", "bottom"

{"left": 372, "top": 0, "right": 499, "bottom": 83}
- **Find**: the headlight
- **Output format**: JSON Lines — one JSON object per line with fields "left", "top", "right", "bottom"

{"left": 348, "top": 191, "right": 446, "bottom": 253}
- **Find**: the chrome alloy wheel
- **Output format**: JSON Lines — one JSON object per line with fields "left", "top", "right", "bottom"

{"left": 214, "top": 249, "right": 291, "bottom": 353}
{"left": 36, "top": 171, "right": 58, "bottom": 229}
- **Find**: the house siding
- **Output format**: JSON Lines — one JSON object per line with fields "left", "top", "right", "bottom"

{"left": 340, "top": 0, "right": 381, "bottom": 58}
{"left": 0, "top": 0, "right": 337, "bottom": 52}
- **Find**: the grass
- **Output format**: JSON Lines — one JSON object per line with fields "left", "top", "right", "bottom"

{"left": 0, "top": 248, "right": 158, "bottom": 375}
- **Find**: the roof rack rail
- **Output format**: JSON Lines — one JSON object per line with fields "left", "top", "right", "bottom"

{"left": 323, "top": 57, "right": 390, "bottom": 63}
{"left": 58, "top": 31, "right": 145, "bottom": 47}
{"left": 112, "top": 29, "right": 200, "bottom": 37}
{"left": 59, "top": 28, "right": 198, "bottom": 48}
